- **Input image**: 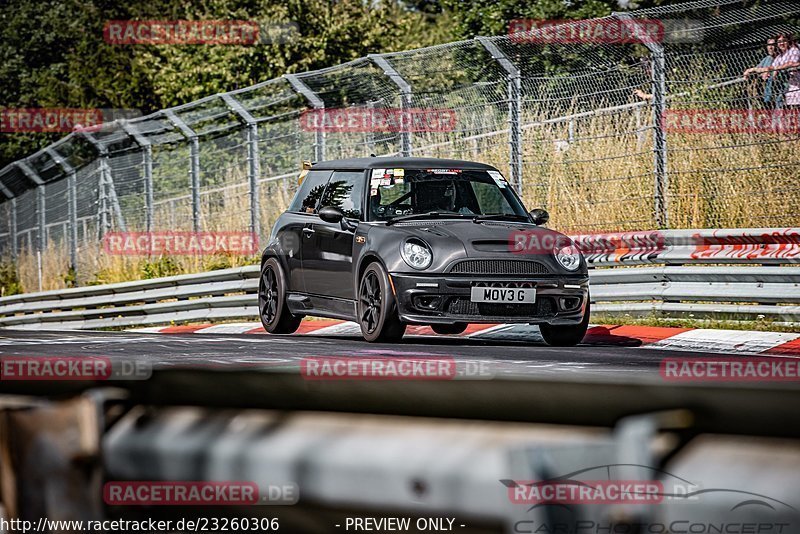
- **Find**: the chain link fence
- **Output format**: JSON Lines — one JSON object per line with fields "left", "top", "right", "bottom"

{"left": 1, "top": 0, "right": 799, "bottom": 290}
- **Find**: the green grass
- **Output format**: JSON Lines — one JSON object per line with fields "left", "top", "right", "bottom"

{"left": 591, "top": 313, "right": 800, "bottom": 333}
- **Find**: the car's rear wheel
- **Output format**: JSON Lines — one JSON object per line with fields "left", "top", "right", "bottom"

{"left": 358, "top": 263, "right": 406, "bottom": 342}
{"left": 539, "top": 300, "right": 590, "bottom": 347}
{"left": 431, "top": 323, "right": 468, "bottom": 335}
{"left": 259, "top": 258, "right": 303, "bottom": 334}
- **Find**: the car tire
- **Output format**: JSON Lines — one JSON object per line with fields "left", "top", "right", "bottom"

{"left": 259, "top": 258, "right": 303, "bottom": 335}
{"left": 539, "top": 299, "right": 590, "bottom": 347}
{"left": 431, "top": 323, "right": 468, "bottom": 335}
{"left": 358, "top": 263, "right": 406, "bottom": 342}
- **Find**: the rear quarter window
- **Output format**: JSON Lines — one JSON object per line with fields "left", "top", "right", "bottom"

{"left": 288, "top": 170, "right": 332, "bottom": 213}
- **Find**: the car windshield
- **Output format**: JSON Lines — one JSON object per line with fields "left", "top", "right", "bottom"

{"left": 367, "top": 168, "right": 528, "bottom": 222}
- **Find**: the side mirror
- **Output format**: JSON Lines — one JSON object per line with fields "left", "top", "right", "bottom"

{"left": 529, "top": 208, "right": 549, "bottom": 226}
{"left": 318, "top": 206, "right": 344, "bottom": 223}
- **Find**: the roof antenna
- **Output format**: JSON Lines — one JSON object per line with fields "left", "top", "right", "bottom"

{"left": 370, "top": 153, "right": 376, "bottom": 157}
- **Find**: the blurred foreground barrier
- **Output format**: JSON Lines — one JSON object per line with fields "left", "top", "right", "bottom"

{"left": 1, "top": 228, "right": 799, "bottom": 329}
{"left": 2, "top": 372, "right": 799, "bottom": 532}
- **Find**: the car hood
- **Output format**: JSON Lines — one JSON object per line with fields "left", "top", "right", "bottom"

{"left": 366, "top": 219, "right": 579, "bottom": 274}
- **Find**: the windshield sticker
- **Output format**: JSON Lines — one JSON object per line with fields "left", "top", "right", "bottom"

{"left": 393, "top": 168, "right": 404, "bottom": 177}
{"left": 427, "top": 168, "right": 462, "bottom": 174}
{"left": 371, "top": 169, "right": 384, "bottom": 178}
{"left": 488, "top": 170, "right": 508, "bottom": 188}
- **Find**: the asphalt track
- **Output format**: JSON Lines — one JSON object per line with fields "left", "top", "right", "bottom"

{"left": 0, "top": 327, "right": 794, "bottom": 382}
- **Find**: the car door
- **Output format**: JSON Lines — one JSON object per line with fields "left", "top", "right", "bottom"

{"left": 283, "top": 169, "right": 331, "bottom": 292}
{"left": 301, "top": 170, "right": 366, "bottom": 300}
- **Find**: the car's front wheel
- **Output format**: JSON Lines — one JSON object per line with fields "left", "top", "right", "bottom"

{"left": 357, "top": 263, "right": 406, "bottom": 342}
{"left": 259, "top": 258, "right": 303, "bottom": 334}
{"left": 539, "top": 300, "right": 590, "bottom": 347}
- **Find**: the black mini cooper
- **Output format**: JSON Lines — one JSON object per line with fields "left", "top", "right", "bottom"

{"left": 259, "top": 157, "right": 589, "bottom": 345}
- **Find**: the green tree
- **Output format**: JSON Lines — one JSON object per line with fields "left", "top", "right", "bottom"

{"left": 0, "top": 0, "right": 456, "bottom": 168}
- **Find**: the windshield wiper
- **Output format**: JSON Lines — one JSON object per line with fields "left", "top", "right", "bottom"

{"left": 472, "top": 214, "right": 531, "bottom": 224}
{"left": 385, "top": 212, "right": 472, "bottom": 225}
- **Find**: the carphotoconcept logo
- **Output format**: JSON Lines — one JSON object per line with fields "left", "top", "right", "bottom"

{"left": 1, "top": 356, "right": 150, "bottom": 381}
{"left": 299, "top": 108, "right": 457, "bottom": 133}
{"left": 103, "top": 20, "right": 298, "bottom": 45}
{"left": 102, "top": 231, "right": 259, "bottom": 256}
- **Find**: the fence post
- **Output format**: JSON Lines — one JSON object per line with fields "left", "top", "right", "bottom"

{"left": 369, "top": 54, "right": 412, "bottom": 157}
{"left": 366, "top": 100, "right": 376, "bottom": 154}
{"left": 476, "top": 37, "right": 523, "bottom": 194}
{"left": 285, "top": 74, "right": 326, "bottom": 162}
{"left": 615, "top": 12, "right": 669, "bottom": 228}
{"left": 45, "top": 148, "right": 78, "bottom": 275}
{"left": 120, "top": 121, "right": 154, "bottom": 233}
{"left": 81, "top": 132, "right": 127, "bottom": 234}
{"left": 143, "top": 146, "right": 154, "bottom": 234}
{"left": 165, "top": 111, "right": 201, "bottom": 233}
{"left": 10, "top": 198, "right": 17, "bottom": 260}
{"left": 221, "top": 94, "right": 261, "bottom": 239}
{"left": 16, "top": 161, "right": 45, "bottom": 249}
{"left": 650, "top": 45, "right": 668, "bottom": 228}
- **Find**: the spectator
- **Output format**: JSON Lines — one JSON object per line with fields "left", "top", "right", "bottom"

{"left": 744, "top": 37, "right": 780, "bottom": 108}
{"left": 771, "top": 33, "right": 800, "bottom": 108}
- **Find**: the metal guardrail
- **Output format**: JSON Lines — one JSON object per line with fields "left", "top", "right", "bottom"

{"left": 1, "top": 228, "right": 799, "bottom": 329}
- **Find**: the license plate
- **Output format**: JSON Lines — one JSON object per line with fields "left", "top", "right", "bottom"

{"left": 470, "top": 287, "right": 536, "bottom": 303}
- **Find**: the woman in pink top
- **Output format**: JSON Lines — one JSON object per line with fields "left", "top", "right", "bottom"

{"left": 769, "top": 33, "right": 800, "bottom": 108}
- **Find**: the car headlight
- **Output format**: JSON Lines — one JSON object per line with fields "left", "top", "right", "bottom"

{"left": 401, "top": 239, "right": 433, "bottom": 270}
{"left": 554, "top": 242, "right": 582, "bottom": 271}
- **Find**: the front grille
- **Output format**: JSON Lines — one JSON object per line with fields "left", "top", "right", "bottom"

{"left": 449, "top": 259, "right": 550, "bottom": 275}
{"left": 446, "top": 296, "right": 556, "bottom": 318}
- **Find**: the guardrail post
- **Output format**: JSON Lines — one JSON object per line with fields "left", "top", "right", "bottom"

{"left": 369, "top": 54, "right": 412, "bottom": 157}
{"left": 165, "top": 111, "right": 201, "bottom": 233}
{"left": 221, "top": 94, "right": 261, "bottom": 239}
{"left": 476, "top": 37, "right": 523, "bottom": 194}
{"left": 615, "top": 13, "right": 669, "bottom": 228}
{"left": 120, "top": 121, "right": 154, "bottom": 233}
{"left": 285, "top": 74, "right": 326, "bottom": 162}
{"left": 45, "top": 148, "right": 78, "bottom": 275}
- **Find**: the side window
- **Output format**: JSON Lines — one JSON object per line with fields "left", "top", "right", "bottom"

{"left": 319, "top": 170, "right": 366, "bottom": 220}
{"left": 288, "top": 170, "right": 331, "bottom": 213}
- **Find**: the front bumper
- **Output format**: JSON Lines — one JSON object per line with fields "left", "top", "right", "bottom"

{"left": 389, "top": 273, "right": 589, "bottom": 325}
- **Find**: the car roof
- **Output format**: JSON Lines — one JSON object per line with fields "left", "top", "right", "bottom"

{"left": 311, "top": 157, "right": 499, "bottom": 171}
